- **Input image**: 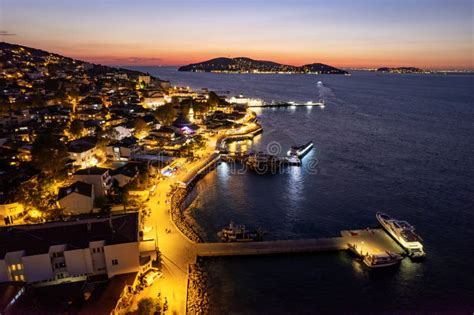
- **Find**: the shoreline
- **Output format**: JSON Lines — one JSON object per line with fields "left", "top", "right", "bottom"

{"left": 169, "top": 121, "right": 263, "bottom": 244}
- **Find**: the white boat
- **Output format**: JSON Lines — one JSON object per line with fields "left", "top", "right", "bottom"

{"left": 376, "top": 212, "right": 425, "bottom": 258}
{"left": 363, "top": 252, "right": 403, "bottom": 268}
{"left": 317, "top": 81, "right": 323, "bottom": 85}
{"left": 347, "top": 243, "right": 403, "bottom": 268}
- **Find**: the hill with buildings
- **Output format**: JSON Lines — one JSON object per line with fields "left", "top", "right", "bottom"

{"left": 178, "top": 57, "right": 348, "bottom": 74}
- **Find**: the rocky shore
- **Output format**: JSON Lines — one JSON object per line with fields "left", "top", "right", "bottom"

{"left": 187, "top": 262, "right": 210, "bottom": 314}
{"left": 170, "top": 186, "right": 203, "bottom": 243}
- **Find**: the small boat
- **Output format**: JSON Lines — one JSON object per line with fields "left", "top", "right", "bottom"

{"left": 246, "top": 152, "right": 282, "bottom": 173}
{"left": 317, "top": 81, "right": 323, "bottom": 85}
{"left": 376, "top": 212, "right": 425, "bottom": 258}
{"left": 347, "top": 243, "right": 403, "bottom": 268}
{"left": 287, "top": 141, "right": 314, "bottom": 158}
{"left": 363, "top": 252, "right": 403, "bottom": 268}
{"left": 218, "top": 222, "right": 264, "bottom": 242}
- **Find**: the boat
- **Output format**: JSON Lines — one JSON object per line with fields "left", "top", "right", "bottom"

{"left": 317, "top": 81, "right": 323, "bottom": 85}
{"left": 376, "top": 212, "right": 425, "bottom": 258}
{"left": 347, "top": 243, "right": 403, "bottom": 268}
{"left": 218, "top": 222, "right": 264, "bottom": 242}
{"left": 362, "top": 252, "right": 403, "bottom": 268}
{"left": 287, "top": 141, "right": 314, "bottom": 158}
{"left": 246, "top": 152, "right": 282, "bottom": 173}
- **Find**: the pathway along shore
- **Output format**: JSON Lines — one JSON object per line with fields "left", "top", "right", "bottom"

{"left": 142, "top": 120, "right": 264, "bottom": 314}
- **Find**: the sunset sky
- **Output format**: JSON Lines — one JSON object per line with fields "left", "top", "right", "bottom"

{"left": 1, "top": 0, "right": 473, "bottom": 69}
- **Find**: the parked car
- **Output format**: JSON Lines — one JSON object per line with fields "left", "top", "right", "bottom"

{"left": 142, "top": 268, "right": 163, "bottom": 286}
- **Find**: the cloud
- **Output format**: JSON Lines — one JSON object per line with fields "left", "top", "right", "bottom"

{"left": 0, "top": 30, "right": 16, "bottom": 36}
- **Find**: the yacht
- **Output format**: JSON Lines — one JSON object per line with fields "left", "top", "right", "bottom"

{"left": 376, "top": 212, "right": 425, "bottom": 258}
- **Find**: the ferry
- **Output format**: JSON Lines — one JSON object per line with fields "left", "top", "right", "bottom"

{"left": 218, "top": 222, "right": 264, "bottom": 242}
{"left": 376, "top": 212, "right": 425, "bottom": 258}
{"left": 287, "top": 141, "right": 314, "bottom": 158}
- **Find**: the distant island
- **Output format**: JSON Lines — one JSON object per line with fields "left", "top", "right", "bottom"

{"left": 178, "top": 57, "right": 349, "bottom": 74}
{"left": 376, "top": 67, "right": 427, "bottom": 74}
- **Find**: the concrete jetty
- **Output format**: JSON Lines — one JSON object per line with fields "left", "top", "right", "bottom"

{"left": 341, "top": 228, "right": 405, "bottom": 256}
{"left": 196, "top": 237, "right": 345, "bottom": 257}
{"left": 193, "top": 228, "right": 403, "bottom": 259}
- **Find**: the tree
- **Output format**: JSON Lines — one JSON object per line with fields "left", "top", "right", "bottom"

{"left": 154, "top": 103, "right": 177, "bottom": 126}
{"left": 133, "top": 118, "right": 150, "bottom": 137}
{"left": 69, "top": 120, "right": 84, "bottom": 138}
{"left": 180, "top": 99, "right": 193, "bottom": 117}
{"left": 94, "top": 196, "right": 110, "bottom": 213}
{"left": 31, "top": 132, "right": 69, "bottom": 177}
{"left": 137, "top": 297, "right": 160, "bottom": 315}
{"left": 207, "top": 91, "right": 222, "bottom": 108}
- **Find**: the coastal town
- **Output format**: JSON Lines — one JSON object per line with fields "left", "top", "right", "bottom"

{"left": 0, "top": 42, "right": 262, "bottom": 314}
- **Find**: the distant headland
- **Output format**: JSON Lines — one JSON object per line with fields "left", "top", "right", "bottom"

{"left": 178, "top": 57, "right": 349, "bottom": 74}
{"left": 376, "top": 67, "right": 426, "bottom": 74}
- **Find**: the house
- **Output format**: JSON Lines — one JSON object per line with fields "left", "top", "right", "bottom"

{"left": 57, "top": 181, "right": 94, "bottom": 214}
{"left": 172, "top": 113, "right": 200, "bottom": 135}
{"left": 76, "top": 109, "right": 103, "bottom": 121}
{"left": 111, "top": 125, "right": 132, "bottom": 140}
{"left": 0, "top": 213, "right": 156, "bottom": 286}
{"left": 105, "top": 137, "right": 139, "bottom": 161}
{"left": 110, "top": 163, "right": 140, "bottom": 188}
{"left": 143, "top": 91, "right": 166, "bottom": 109}
{"left": 137, "top": 75, "right": 151, "bottom": 85}
{"left": 68, "top": 137, "right": 98, "bottom": 168}
{"left": 0, "top": 202, "right": 25, "bottom": 226}
{"left": 73, "top": 167, "right": 112, "bottom": 197}
{"left": 150, "top": 126, "right": 177, "bottom": 140}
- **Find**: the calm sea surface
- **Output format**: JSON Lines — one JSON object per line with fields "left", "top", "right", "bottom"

{"left": 132, "top": 67, "right": 474, "bottom": 313}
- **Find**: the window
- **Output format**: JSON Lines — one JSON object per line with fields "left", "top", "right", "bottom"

{"left": 92, "top": 248, "right": 96, "bottom": 253}
{"left": 10, "top": 265, "right": 16, "bottom": 271}
{"left": 112, "top": 259, "right": 119, "bottom": 266}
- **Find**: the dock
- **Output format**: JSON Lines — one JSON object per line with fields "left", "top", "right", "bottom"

{"left": 341, "top": 228, "right": 405, "bottom": 257}
{"left": 196, "top": 237, "right": 345, "bottom": 257}
{"left": 193, "top": 228, "right": 404, "bottom": 259}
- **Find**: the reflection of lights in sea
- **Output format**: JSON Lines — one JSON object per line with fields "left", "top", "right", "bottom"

{"left": 218, "top": 161, "right": 230, "bottom": 182}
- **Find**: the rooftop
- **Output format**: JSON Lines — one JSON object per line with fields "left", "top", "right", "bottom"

{"left": 74, "top": 167, "right": 110, "bottom": 176}
{"left": 58, "top": 181, "right": 93, "bottom": 200}
{"left": 0, "top": 213, "right": 139, "bottom": 259}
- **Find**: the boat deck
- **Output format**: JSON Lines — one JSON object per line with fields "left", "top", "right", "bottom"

{"left": 341, "top": 228, "right": 405, "bottom": 257}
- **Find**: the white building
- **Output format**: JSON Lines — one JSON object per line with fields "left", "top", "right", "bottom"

{"left": 0, "top": 213, "right": 156, "bottom": 286}
{"left": 68, "top": 137, "right": 99, "bottom": 168}
{"left": 73, "top": 167, "right": 112, "bottom": 197}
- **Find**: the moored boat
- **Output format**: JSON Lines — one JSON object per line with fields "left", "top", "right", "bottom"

{"left": 363, "top": 252, "right": 404, "bottom": 268}
{"left": 376, "top": 212, "right": 425, "bottom": 258}
{"left": 287, "top": 141, "right": 314, "bottom": 158}
{"left": 347, "top": 243, "right": 403, "bottom": 268}
{"left": 218, "top": 222, "right": 264, "bottom": 242}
